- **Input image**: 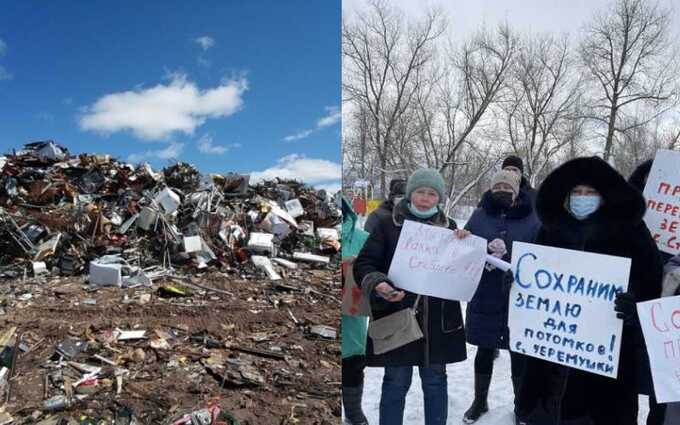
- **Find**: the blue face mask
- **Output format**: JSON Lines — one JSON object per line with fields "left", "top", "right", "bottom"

{"left": 569, "top": 195, "right": 601, "bottom": 220}
{"left": 408, "top": 202, "right": 438, "bottom": 219}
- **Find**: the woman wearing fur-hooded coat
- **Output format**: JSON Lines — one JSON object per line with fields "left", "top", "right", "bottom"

{"left": 628, "top": 159, "right": 680, "bottom": 425}
{"left": 515, "top": 157, "right": 663, "bottom": 425}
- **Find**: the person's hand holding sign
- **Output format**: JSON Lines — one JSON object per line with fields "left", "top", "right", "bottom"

{"left": 488, "top": 238, "right": 507, "bottom": 258}
{"left": 375, "top": 282, "right": 405, "bottom": 302}
{"left": 454, "top": 229, "right": 471, "bottom": 239}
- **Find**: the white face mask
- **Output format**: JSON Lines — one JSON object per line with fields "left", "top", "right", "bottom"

{"left": 569, "top": 194, "right": 601, "bottom": 220}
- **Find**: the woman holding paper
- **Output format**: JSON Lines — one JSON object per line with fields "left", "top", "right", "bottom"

{"left": 629, "top": 158, "right": 674, "bottom": 425}
{"left": 462, "top": 169, "right": 539, "bottom": 423}
{"left": 354, "top": 168, "right": 470, "bottom": 425}
{"left": 515, "top": 157, "right": 663, "bottom": 425}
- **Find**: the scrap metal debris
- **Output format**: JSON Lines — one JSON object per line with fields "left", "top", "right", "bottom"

{"left": 0, "top": 143, "right": 341, "bottom": 424}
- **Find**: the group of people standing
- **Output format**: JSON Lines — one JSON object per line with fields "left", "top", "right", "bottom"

{"left": 341, "top": 154, "right": 680, "bottom": 425}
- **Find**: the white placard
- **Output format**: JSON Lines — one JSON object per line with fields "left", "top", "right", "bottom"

{"left": 387, "top": 220, "right": 487, "bottom": 301}
{"left": 509, "top": 242, "right": 630, "bottom": 378}
{"left": 637, "top": 296, "right": 680, "bottom": 403}
{"left": 643, "top": 149, "right": 680, "bottom": 255}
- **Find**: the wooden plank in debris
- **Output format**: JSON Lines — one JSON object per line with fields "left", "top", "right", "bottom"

{"left": 0, "top": 328, "right": 16, "bottom": 349}
{"left": 292, "top": 252, "right": 329, "bottom": 264}
{"left": 272, "top": 258, "right": 297, "bottom": 269}
{"left": 232, "top": 346, "right": 286, "bottom": 361}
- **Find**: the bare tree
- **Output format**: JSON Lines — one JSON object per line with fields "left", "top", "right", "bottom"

{"left": 438, "top": 24, "right": 517, "bottom": 176}
{"left": 613, "top": 114, "right": 680, "bottom": 177}
{"left": 504, "top": 34, "right": 585, "bottom": 187}
{"left": 342, "top": 104, "right": 374, "bottom": 188}
{"left": 442, "top": 139, "right": 501, "bottom": 216}
{"left": 579, "top": 0, "right": 678, "bottom": 161}
{"left": 342, "top": 0, "right": 445, "bottom": 195}
{"left": 399, "top": 23, "right": 517, "bottom": 204}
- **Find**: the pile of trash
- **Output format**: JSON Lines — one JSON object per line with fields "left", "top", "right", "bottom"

{"left": 0, "top": 142, "right": 341, "bottom": 424}
{"left": 0, "top": 141, "right": 341, "bottom": 283}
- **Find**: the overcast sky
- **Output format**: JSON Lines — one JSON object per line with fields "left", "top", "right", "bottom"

{"left": 343, "top": 0, "right": 680, "bottom": 40}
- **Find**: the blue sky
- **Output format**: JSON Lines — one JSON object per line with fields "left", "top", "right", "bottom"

{"left": 0, "top": 1, "right": 341, "bottom": 191}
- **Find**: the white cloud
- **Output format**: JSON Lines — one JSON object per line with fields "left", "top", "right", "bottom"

{"left": 0, "top": 66, "right": 12, "bottom": 81}
{"left": 0, "top": 39, "right": 7, "bottom": 56}
{"left": 283, "top": 105, "right": 341, "bottom": 142}
{"left": 195, "top": 36, "right": 215, "bottom": 51}
{"left": 127, "top": 142, "right": 184, "bottom": 163}
{"left": 250, "top": 154, "right": 341, "bottom": 186}
{"left": 79, "top": 74, "right": 247, "bottom": 140}
{"left": 283, "top": 129, "right": 315, "bottom": 142}
{"left": 317, "top": 106, "right": 341, "bottom": 128}
{"left": 196, "top": 134, "right": 240, "bottom": 155}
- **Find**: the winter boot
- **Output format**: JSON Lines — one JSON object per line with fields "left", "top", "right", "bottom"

{"left": 511, "top": 375, "right": 521, "bottom": 400}
{"left": 463, "top": 373, "right": 492, "bottom": 423}
{"left": 343, "top": 384, "right": 368, "bottom": 425}
{"left": 512, "top": 375, "right": 528, "bottom": 425}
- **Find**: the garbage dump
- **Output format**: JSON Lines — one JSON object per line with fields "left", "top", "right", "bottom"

{"left": 0, "top": 141, "right": 341, "bottom": 424}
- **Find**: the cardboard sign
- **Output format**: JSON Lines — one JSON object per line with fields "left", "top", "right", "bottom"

{"left": 387, "top": 220, "right": 486, "bottom": 301}
{"left": 643, "top": 149, "right": 680, "bottom": 255}
{"left": 509, "top": 242, "right": 630, "bottom": 378}
{"left": 637, "top": 295, "right": 680, "bottom": 403}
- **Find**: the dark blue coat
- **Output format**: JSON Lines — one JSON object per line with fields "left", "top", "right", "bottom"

{"left": 464, "top": 190, "right": 539, "bottom": 349}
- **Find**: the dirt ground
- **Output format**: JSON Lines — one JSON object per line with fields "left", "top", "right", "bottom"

{"left": 0, "top": 268, "right": 340, "bottom": 424}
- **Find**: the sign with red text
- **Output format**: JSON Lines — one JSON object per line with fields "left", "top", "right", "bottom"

{"left": 387, "top": 220, "right": 486, "bottom": 301}
{"left": 643, "top": 149, "right": 680, "bottom": 255}
{"left": 509, "top": 242, "right": 629, "bottom": 378}
{"left": 637, "top": 296, "right": 680, "bottom": 403}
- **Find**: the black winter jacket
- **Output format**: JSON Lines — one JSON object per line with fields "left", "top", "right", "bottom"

{"left": 520, "top": 176, "right": 537, "bottom": 204}
{"left": 364, "top": 200, "right": 394, "bottom": 235}
{"left": 516, "top": 157, "right": 663, "bottom": 425}
{"left": 353, "top": 200, "right": 467, "bottom": 367}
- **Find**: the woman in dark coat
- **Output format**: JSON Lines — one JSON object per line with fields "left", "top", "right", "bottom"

{"left": 628, "top": 158, "right": 673, "bottom": 425}
{"left": 502, "top": 155, "right": 537, "bottom": 203}
{"left": 354, "top": 168, "right": 469, "bottom": 425}
{"left": 516, "top": 157, "right": 663, "bottom": 425}
{"left": 463, "top": 170, "right": 540, "bottom": 423}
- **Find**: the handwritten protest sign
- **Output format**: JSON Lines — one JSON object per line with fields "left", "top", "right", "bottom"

{"left": 637, "top": 296, "right": 680, "bottom": 403}
{"left": 643, "top": 149, "right": 680, "bottom": 255}
{"left": 508, "top": 242, "right": 630, "bottom": 378}
{"left": 387, "top": 220, "right": 486, "bottom": 301}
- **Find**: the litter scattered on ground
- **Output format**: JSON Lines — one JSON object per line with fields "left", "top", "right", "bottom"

{"left": 0, "top": 142, "right": 341, "bottom": 424}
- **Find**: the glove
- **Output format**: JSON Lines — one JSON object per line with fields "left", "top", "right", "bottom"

{"left": 614, "top": 292, "right": 638, "bottom": 326}
{"left": 488, "top": 238, "right": 507, "bottom": 259}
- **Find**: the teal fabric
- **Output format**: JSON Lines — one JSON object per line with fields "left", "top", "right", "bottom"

{"left": 341, "top": 195, "right": 370, "bottom": 359}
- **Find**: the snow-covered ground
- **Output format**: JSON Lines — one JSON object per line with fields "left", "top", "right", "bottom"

{"left": 358, "top": 344, "right": 649, "bottom": 424}
{"left": 350, "top": 215, "right": 650, "bottom": 423}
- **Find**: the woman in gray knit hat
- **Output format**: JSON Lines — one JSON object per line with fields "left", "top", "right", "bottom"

{"left": 354, "top": 168, "right": 470, "bottom": 425}
{"left": 462, "top": 169, "right": 539, "bottom": 424}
